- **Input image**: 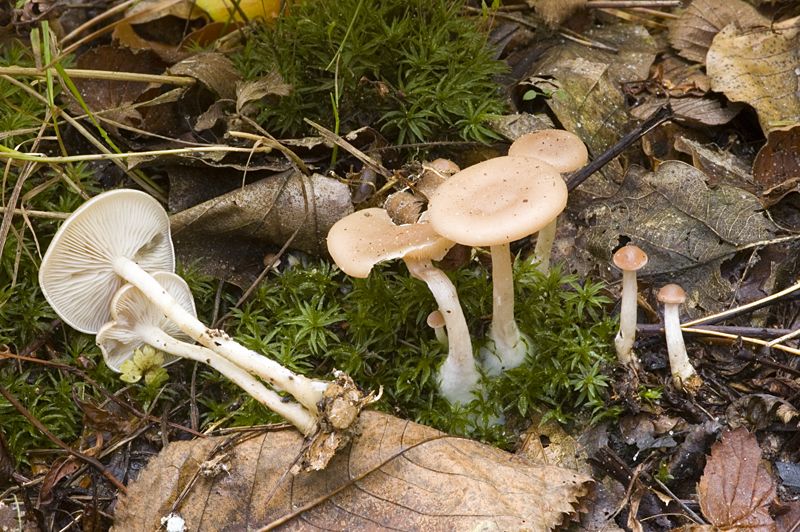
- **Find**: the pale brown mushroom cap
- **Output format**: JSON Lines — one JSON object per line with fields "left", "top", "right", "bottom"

{"left": 327, "top": 208, "right": 454, "bottom": 278}
{"left": 508, "top": 130, "right": 588, "bottom": 173}
{"left": 613, "top": 245, "right": 648, "bottom": 272}
{"left": 427, "top": 156, "right": 567, "bottom": 247}
{"left": 428, "top": 158, "right": 460, "bottom": 175}
{"left": 427, "top": 310, "right": 446, "bottom": 329}
{"left": 658, "top": 284, "right": 686, "bottom": 304}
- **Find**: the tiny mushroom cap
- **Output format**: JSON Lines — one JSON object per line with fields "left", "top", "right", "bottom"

{"left": 327, "top": 208, "right": 454, "bottom": 278}
{"left": 613, "top": 245, "right": 648, "bottom": 272}
{"left": 508, "top": 130, "right": 588, "bottom": 173}
{"left": 427, "top": 310, "right": 446, "bottom": 329}
{"left": 428, "top": 158, "right": 460, "bottom": 175}
{"left": 427, "top": 156, "right": 567, "bottom": 247}
{"left": 39, "top": 189, "right": 174, "bottom": 334}
{"left": 97, "top": 272, "right": 195, "bottom": 372}
{"left": 658, "top": 284, "right": 686, "bottom": 305}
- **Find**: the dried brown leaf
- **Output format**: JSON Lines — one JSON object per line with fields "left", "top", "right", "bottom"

{"left": 236, "top": 69, "right": 292, "bottom": 116}
{"left": 168, "top": 52, "right": 243, "bottom": 101}
{"left": 631, "top": 96, "right": 741, "bottom": 126}
{"left": 753, "top": 125, "right": 800, "bottom": 206}
{"left": 725, "top": 394, "right": 799, "bottom": 430}
{"left": 669, "top": 0, "right": 769, "bottom": 63}
{"left": 112, "top": 411, "right": 593, "bottom": 532}
{"left": 518, "top": 412, "right": 591, "bottom": 475}
{"left": 707, "top": 20, "right": 800, "bottom": 135}
{"left": 674, "top": 137, "right": 753, "bottom": 188}
{"left": 169, "top": 169, "right": 352, "bottom": 285}
{"left": 698, "top": 428, "right": 777, "bottom": 532}
{"left": 526, "top": 0, "right": 587, "bottom": 27}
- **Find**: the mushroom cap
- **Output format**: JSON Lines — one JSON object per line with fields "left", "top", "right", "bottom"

{"left": 613, "top": 245, "right": 648, "bottom": 272}
{"left": 427, "top": 156, "right": 568, "bottom": 247}
{"left": 39, "top": 189, "right": 174, "bottom": 334}
{"left": 327, "top": 208, "right": 454, "bottom": 278}
{"left": 428, "top": 158, "right": 460, "bottom": 175}
{"left": 97, "top": 272, "right": 196, "bottom": 372}
{"left": 427, "top": 310, "right": 445, "bottom": 329}
{"left": 658, "top": 284, "right": 686, "bottom": 304}
{"left": 508, "top": 130, "right": 588, "bottom": 173}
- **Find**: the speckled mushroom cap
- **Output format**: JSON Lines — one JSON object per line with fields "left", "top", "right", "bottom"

{"left": 658, "top": 284, "right": 686, "bottom": 304}
{"left": 327, "top": 208, "right": 454, "bottom": 278}
{"left": 39, "top": 189, "right": 174, "bottom": 334}
{"left": 613, "top": 245, "right": 648, "bottom": 272}
{"left": 427, "top": 156, "right": 568, "bottom": 247}
{"left": 508, "top": 130, "right": 588, "bottom": 173}
{"left": 97, "top": 272, "right": 195, "bottom": 372}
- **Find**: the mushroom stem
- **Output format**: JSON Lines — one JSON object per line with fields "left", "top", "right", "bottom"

{"left": 533, "top": 219, "right": 557, "bottom": 274}
{"left": 615, "top": 269, "right": 639, "bottom": 367}
{"left": 143, "top": 327, "right": 318, "bottom": 435}
{"left": 482, "top": 244, "right": 531, "bottom": 375}
{"left": 112, "top": 256, "right": 328, "bottom": 413}
{"left": 663, "top": 302, "right": 697, "bottom": 389}
{"left": 404, "top": 258, "right": 479, "bottom": 404}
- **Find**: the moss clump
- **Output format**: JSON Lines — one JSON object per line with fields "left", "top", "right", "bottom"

{"left": 237, "top": 0, "right": 508, "bottom": 145}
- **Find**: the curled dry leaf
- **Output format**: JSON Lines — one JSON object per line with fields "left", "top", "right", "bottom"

{"left": 674, "top": 137, "right": 753, "bottom": 188}
{"left": 526, "top": 0, "right": 587, "bottom": 27}
{"left": 725, "top": 394, "right": 799, "bottom": 430}
{"left": 518, "top": 411, "right": 592, "bottom": 475}
{"left": 170, "top": 169, "right": 352, "bottom": 286}
{"left": 168, "top": 52, "right": 243, "bottom": 101}
{"left": 580, "top": 160, "right": 777, "bottom": 315}
{"left": 698, "top": 428, "right": 777, "bottom": 532}
{"left": 669, "top": 0, "right": 769, "bottom": 63}
{"left": 753, "top": 125, "right": 800, "bottom": 206}
{"left": 707, "top": 20, "right": 800, "bottom": 135}
{"left": 112, "top": 411, "right": 593, "bottom": 532}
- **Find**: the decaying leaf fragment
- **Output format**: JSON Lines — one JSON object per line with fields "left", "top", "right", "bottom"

{"left": 580, "top": 161, "right": 777, "bottom": 314}
{"left": 698, "top": 428, "right": 777, "bottom": 532}
{"left": 170, "top": 169, "right": 352, "bottom": 286}
{"left": 707, "top": 19, "right": 800, "bottom": 135}
{"left": 753, "top": 125, "right": 800, "bottom": 206}
{"left": 112, "top": 410, "right": 593, "bottom": 532}
{"left": 669, "top": 0, "right": 769, "bottom": 63}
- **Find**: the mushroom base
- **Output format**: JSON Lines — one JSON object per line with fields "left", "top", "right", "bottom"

{"left": 480, "top": 327, "right": 533, "bottom": 375}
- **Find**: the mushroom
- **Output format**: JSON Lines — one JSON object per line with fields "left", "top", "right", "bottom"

{"left": 427, "top": 310, "right": 448, "bottom": 346}
{"left": 427, "top": 155, "right": 568, "bottom": 375}
{"left": 327, "top": 207, "right": 479, "bottom": 404}
{"left": 612, "top": 245, "right": 648, "bottom": 370}
{"left": 97, "top": 272, "right": 317, "bottom": 435}
{"left": 507, "top": 130, "right": 587, "bottom": 273}
{"left": 657, "top": 284, "right": 700, "bottom": 391}
{"left": 39, "top": 189, "right": 328, "bottom": 415}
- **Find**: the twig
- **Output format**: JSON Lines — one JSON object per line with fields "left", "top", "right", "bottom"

{"left": 0, "top": 67, "right": 196, "bottom": 86}
{"left": 636, "top": 324, "right": 794, "bottom": 338}
{"left": 567, "top": 104, "right": 673, "bottom": 191}
{"left": 586, "top": 0, "right": 680, "bottom": 7}
{"left": 651, "top": 477, "right": 707, "bottom": 525}
{"left": 304, "top": 119, "right": 392, "bottom": 178}
{"left": 683, "top": 279, "right": 800, "bottom": 327}
{"left": 0, "top": 207, "right": 69, "bottom": 219}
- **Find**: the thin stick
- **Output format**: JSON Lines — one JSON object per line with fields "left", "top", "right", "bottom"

{"left": 683, "top": 279, "right": 800, "bottom": 327}
{"left": 0, "top": 207, "right": 69, "bottom": 219}
{"left": 0, "top": 67, "right": 196, "bottom": 86}
{"left": 681, "top": 328, "right": 800, "bottom": 356}
{"left": 586, "top": 0, "right": 680, "bottom": 6}
{"left": 636, "top": 324, "right": 794, "bottom": 339}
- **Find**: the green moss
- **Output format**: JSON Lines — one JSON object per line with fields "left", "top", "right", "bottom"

{"left": 236, "top": 0, "right": 508, "bottom": 145}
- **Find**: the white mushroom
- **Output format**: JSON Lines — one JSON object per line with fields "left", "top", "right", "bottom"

{"left": 612, "top": 245, "right": 648, "bottom": 370}
{"left": 39, "top": 189, "right": 328, "bottom": 415}
{"left": 657, "top": 284, "right": 700, "bottom": 391}
{"left": 97, "top": 272, "right": 317, "bottom": 435}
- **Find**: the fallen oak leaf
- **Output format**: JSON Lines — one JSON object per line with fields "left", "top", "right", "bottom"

{"left": 698, "top": 427, "right": 777, "bottom": 532}
{"left": 112, "top": 410, "right": 593, "bottom": 532}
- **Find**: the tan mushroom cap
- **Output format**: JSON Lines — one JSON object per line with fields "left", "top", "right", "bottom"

{"left": 427, "top": 156, "right": 567, "bottom": 247}
{"left": 327, "top": 208, "right": 454, "bottom": 278}
{"left": 508, "top": 130, "right": 588, "bottom": 173}
{"left": 613, "top": 245, "right": 648, "bottom": 271}
{"left": 658, "top": 284, "right": 686, "bottom": 304}
{"left": 427, "top": 310, "right": 446, "bottom": 328}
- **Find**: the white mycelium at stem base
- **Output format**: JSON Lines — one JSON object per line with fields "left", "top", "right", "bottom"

{"left": 427, "top": 156, "right": 568, "bottom": 375}
{"left": 326, "top": 208, "right": 480, "bottom": 404}
{"left": 97, "top": 272, "right": 317, "bottom": 435}
{"left": 612, "top": 245, "right": 648, "bottom": 369}
{"left": 39, "top": 189, "right": 328, "bottom": 417}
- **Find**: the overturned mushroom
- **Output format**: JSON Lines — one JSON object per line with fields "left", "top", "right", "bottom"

{"left": 327, "top": 208, "right": 479, "bottom": 404}
{"left": 98, "top": 272, "right": 317, "bottom": 435}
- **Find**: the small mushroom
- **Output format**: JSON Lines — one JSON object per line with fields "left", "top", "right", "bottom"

{"left": 657, "top": 284, "right": 700, "bottom": 391}
{"left": 612, "top": 245, "right": 648, "bottom": 370}
{"left": 427, "top": 155, "right": 568, "bottom": 375}
{"left": 39, "top": 189, "right": 329, "bottom": 415}
{"left": 327, "top": 208, "right": 479, "bottom": 404}
{"left": 427, "top": 310, "right": 448, "bottom": 346}
{"left": 98, "top": 272, "right": 317, "bottom": 435}
{"left": 508, "top": 130, "right": 587, "bottom": 274}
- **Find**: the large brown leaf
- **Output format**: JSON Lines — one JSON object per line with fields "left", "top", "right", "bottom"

{"left": 707, "top": 19, "right": 800, "bottom": 135}
{"left": 112, "top": 411, "right": 593, "bottom": 532}
{"left": 698, "top": 428, "right": 776, "bottom": 532}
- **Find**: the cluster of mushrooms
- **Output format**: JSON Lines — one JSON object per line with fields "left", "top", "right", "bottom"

{"left": 328, "top": 129, "right": 591, "bottom": 404}
{"left": 38, "top": 189, "right": 374, "bottom": 470}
